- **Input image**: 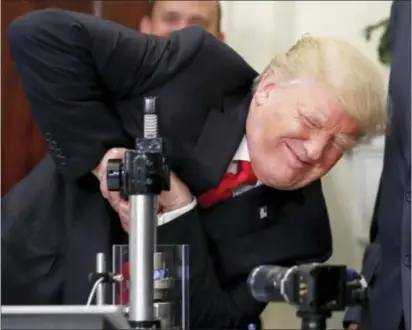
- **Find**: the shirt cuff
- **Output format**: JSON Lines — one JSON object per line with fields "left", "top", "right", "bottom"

{"left": 157, "top": 198, "right": 197, "bottom": 226}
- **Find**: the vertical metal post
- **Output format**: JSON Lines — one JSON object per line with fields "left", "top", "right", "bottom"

{"left": 129, "top": 196, "right": 157, "bottom": 322}
{"left": 96, "top": 252, "right": 106, "bottom": 305}
{"left": 106, "top": 97, "right": 166, "bottom": 328}
{"left": 129, "top": 97, "right": 159, "bottom": 325}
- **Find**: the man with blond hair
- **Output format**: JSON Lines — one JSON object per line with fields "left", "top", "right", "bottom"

{"left": 4, "top": 8, "right": 387, "bottom": 329}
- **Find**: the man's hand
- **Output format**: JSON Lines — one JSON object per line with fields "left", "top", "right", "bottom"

{"left": 158, "top": 172, "right": 193, "bottom": 213}
{"left": 93, "top": 147, "right": 129, "bottom": 231}
{"left": 93, "top": 148, "right": 193, "bottom": 232}
{"left": 347, "top": 323, "right": 358, "bottom": 330}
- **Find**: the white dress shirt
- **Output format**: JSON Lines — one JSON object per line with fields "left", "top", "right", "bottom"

{"left": 157, "top": 137, "right": 260, "bottom": 226}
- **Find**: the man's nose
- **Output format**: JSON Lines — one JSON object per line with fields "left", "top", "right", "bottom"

{"left": 303, "top": 134, "right": 330, "bottom": 162}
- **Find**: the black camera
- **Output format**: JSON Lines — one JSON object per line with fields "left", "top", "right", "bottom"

{"left": 248, "top": 263, "right": 367, "bottom": 330}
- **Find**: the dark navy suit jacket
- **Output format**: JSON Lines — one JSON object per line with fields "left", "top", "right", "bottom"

{"left": 344, "top": 1, "right": 411, "bottom": 328}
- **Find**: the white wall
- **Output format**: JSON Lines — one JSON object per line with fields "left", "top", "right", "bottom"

{"left": 221, "top": 1, "right": 391, "bottom": 328}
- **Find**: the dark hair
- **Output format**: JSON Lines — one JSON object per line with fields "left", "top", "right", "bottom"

{"left": 148, "top": 0, "right": 222, "bottom": 33}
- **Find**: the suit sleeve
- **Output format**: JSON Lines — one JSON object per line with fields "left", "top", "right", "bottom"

{"left": 343, "top": 176, "right": 382, "bottom": 327}
{"left": 342, "top": 1, "right": 403, "bottom": 324}
{"left": 343, "top": 243, "right": 381, "bottom": 327}
{"left": 157, "top": 208, "right": 265, "bottom": 329}
{"left": 7, "top": 8, "right": 203, "bottom": 179}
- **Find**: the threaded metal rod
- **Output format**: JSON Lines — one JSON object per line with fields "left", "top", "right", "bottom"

{"left": 143, "top": 97, "right": 158, "bottom": 139}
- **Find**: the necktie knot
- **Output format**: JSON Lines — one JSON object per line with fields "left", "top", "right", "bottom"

{"left": 198, "top": 161, "right": 257, "bottom": 208}
{"left": 237, "top": 160, "right": 257, "bottom": 184}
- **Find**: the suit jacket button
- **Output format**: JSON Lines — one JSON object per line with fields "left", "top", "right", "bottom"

{"left": 406, "top": 191, "right": 411, "bottom": 203}
{"left": 404, "top": 254, "right": 410, "bottom": 268}
{"left": 49, "top": 141, "right": 57, "bottom": 150}
{"left": 60, "top": 155, "right": 66, "bottom": 166}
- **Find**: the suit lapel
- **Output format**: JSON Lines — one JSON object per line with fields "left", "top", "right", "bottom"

{"left": 179, "top": 92, "right": 252, "bottom": 195}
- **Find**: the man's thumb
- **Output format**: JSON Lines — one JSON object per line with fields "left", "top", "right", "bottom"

{"left": 109, "top": 148, "right": 127, "bottom": 159}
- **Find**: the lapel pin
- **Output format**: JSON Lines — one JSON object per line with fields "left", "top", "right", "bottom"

{"left": 259, "top": 206, "right": 267, "bottom": 219}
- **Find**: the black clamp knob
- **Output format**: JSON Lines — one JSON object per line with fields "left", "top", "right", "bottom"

{"left": 107, "top": 159, "right": 123, "bottom": 191}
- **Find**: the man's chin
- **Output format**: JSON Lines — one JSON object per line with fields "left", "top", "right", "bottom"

{"left": 263, "top": 177, "right": 302, "bottom": 191}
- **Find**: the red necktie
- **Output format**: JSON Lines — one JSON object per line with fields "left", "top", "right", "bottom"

{"left": 198, "top": 161, "right": 257, "bottom": 208}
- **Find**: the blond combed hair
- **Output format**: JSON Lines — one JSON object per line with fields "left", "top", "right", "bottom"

{"left": 254, "top": 34, "right": 388, "bottom": 139}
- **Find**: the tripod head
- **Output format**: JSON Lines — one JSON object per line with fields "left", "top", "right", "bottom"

{"left": 248, "top": 263, "right": 367, "bottom": 330}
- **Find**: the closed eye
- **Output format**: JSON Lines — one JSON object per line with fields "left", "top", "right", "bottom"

{"left": 302, "top": 116, "right": 322, "bottom": 129}
{"left": 297, "top": 109, "right": 323, "bottom": 129}
{"left": 333, "top": 135, "right": 353, "bottom": 150}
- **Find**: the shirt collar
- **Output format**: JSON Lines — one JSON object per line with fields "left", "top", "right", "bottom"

{"left": 232, "top": 136, "right": 250, "bottom": 161}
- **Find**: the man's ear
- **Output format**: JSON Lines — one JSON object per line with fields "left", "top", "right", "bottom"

{"left": 139, "top": 16, "right": 152, "bottom": 34}
{"left": 254, "top": 71, "right": 276, "bottom": 106}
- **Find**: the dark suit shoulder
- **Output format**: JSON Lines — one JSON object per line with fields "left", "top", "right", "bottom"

{"left": 168, "top": 27, "right": 257, "bottom": 92}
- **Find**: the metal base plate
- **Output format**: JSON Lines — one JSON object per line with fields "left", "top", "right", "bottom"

{"left": 0, "top": 305, "right": 131, "bottom": 329}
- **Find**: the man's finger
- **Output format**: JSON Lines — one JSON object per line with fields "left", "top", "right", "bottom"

{"left": 120, "top": 216, "right": 129, "bottom": 232}
{"left": 100, "top": 180, "right": 110, "bottom": 199}
{"left": 108, "top": 148, "right": 128, "bottom": 160}
{"left": 107, "top": 191, "right": 122, "bottom": 207}
{"left": 118, "top": 200, "right": 129, "bottom": 215}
